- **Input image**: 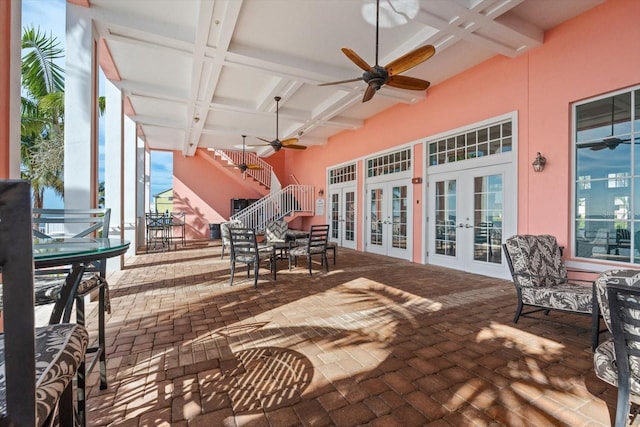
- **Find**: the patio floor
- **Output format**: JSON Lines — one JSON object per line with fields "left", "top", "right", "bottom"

{"left": 80, "top": 241, "right": 628, "bottom": 426}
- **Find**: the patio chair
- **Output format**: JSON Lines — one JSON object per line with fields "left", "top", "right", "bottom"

{"left": 289, "top": 224, "right": 330, "bottom": 276}
{"left": 31, "top": 207, "right": 113, "bottom": 424}
{"left": 220, "top": 220, "right": 242, "bottom": 259}
{"left": 503, "top": 234, "right": 601, "bottom": 350}
{"left": 0, "top": 180, "right": 89, "bottom": 426}
{"left": 593, "top": 269, "right": 640, "bottom": 427}
{"left": 229, "top": 227, "right": 275, "bottom": 288}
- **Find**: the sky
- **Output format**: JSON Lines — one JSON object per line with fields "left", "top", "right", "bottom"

{"left": 22, "top": 0, "right": 174, "bottom": 208}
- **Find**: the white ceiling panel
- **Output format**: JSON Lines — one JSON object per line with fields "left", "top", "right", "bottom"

{"left": 83, "top": 0, "right": 604, "bottom": 156}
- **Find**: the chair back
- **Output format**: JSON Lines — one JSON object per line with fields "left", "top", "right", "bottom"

{"left": 33, "top": 207, "right": 111, "bottom": 239}
{"left": 265, "top": 220, "right": 288, "bottom": 243}
{"left": 221, "top": 220, "right": 242, "bottom": 245}
{"left": 306, "top": 224, "right": 329, "bottom": 252}
{"left": 229, "top": 228, "right": 259, "bottom": 263}
{"left": 606, "top": 282, "right": 640, "bottom": 426}
{"left": 595, "top": 269, "right": 640, "bottom": 333}
{"left": 33, "top": 208, "right": 111, "bottom": 277}
{"left": 503, "top": 234, "right": 566, "bottom": 288}
{"left": 0, "top": 180, "right": 38, "bottom": 424}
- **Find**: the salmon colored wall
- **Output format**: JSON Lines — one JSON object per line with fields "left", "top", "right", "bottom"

{"left": 173, "top": 150, "right": 268, "bottom": 239}
{"left": 172, "top": 0, "right": 640, "bottom": 264}
{"left": 525, "top": 0, "right": 640, "bottom": 250}
{"left": 0, "top": 0, "right": 12, "bottom": 178}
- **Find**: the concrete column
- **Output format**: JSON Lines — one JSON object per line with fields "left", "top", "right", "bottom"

{"left": 138, "top": 136, "right": 149, "bottom": 250}
{"left": 122, "top": 115, "right": 138, "bottom": 254}
{"left": 64, "top": 4, "right": 95, "bottom": 208}
{"left": 0, "top": 0, "right": 21, "bottom": 179}
{"left": 104, "top": 80, "right": 124, "bottom": 271}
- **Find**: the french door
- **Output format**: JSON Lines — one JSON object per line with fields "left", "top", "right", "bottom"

{"left": 427, "top": 164, "right": 514, "bottom": 278}
{"left": 366, "top": 180, "right": 411, "bottom": 260}
{"left": 328, "top": 186, "right": 356, "bottom": 249}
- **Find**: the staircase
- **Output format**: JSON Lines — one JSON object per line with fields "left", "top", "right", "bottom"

{"left": 230, "top": 185, "right": 314, "bottom": 231}
{"left": 209, "top": 149, "right": 273, "bottom": 189}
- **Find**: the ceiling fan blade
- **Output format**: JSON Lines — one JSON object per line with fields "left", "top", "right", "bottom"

{"left": 387, "top": 75, "right": 431, "bottom": 91}
{"left": 341, "top": 48, "right": 374, "bottom": 72}
{"left": 281, "top": 138, "right": 299, "bottom": 146}
{"left": 283, "top": 144, "right": 307, "bottom": 150}
{"left": 246, "top": 164, "right": 263, "bottom": 170}
{"left": 257, "top": 137, "right": 272, "bottom": 143}
{"left": 318, "top": 77, "right": 363, "bottom": 87}
{"left": 362, "top": 84, "right": 377, "bottom": 103}
{"left": 385, "top": 45, "right": 436, "bottom": 76}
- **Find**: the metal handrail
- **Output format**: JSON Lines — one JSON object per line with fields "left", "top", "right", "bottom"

{"left": 214, "top": 149, "right": 272, "bottom": 188}
{"left": 230, "top": 184, "right": 314, "bottom": 231}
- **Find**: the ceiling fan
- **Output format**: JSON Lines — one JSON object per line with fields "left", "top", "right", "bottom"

{"left": 225, "top": 135, "right": 263, "bottom": 173}
{"left": 258, "top": 96, "right": 307, "bottom": 152}
{"left": 578, "top": 136, "right": 632, "bottom": 151}
{"left": 319, "top": 0, "right": 435, "bottom": 103}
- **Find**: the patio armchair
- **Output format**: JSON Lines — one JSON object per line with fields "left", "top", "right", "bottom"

{"left": 503, "top": 234, "right": 601, "bottom": 350}
{"left": 30, "top": 207, "right": 113, "bottom": 424}
{"left": 288, "top": 224, "right": 330, "bottom": 276}
{"left": 0, "top": 180, "right": 89, "bottom": 426}
{"left": 229, "top": 227, "right": 275, "bottom": 288}
{"left": 593, "top": 269, "right": 640, "bottom": 427}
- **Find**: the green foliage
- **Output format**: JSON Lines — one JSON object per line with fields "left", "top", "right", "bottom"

{"left": 20, "top": 26, "right": 65, "bottom": 208}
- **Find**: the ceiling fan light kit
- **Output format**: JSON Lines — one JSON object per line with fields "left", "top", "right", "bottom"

{"left": 319, "top": 0, "right": 435, "bottom": 103}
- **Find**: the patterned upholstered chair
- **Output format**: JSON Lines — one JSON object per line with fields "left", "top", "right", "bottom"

{"left": 0, "top": 180, "right": 89, "bottom": 426}
{"left": 264, "top": 220, "right": 289, "bottom": 244}
{"left": 503, "top": 234, "right": 601, "bottom": 350}
{"left": 594, "top": 269, "right": 640, "bottom": 426}
{"left": 220, "top": 220, "right": 242, "bottom": 259}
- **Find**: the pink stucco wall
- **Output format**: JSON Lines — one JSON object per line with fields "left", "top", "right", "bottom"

{"left": 0, "top": 0, "right": 13, "bottom": 179}
{"left": 173, "top": 0, "right": 640, "bottom": 262}
{"left": 173, "top": 150, "right": 268, "bottom": 239}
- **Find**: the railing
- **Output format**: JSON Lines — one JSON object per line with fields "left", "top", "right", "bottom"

{"left": 230, "top": 185, "right": 314, "bottom": 231}
{"left": 214, "top": 149, "right": 272, "bottom": 188}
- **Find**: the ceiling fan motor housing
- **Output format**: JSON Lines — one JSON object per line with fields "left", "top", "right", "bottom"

{"left": 363, "top": 65, "right": 389, "bottom": 90}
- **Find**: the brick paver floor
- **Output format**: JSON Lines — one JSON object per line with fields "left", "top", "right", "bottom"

{"left": 80, "top": 241, "right": 633, "bottom": 426}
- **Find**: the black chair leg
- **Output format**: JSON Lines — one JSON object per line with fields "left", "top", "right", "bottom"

{"left": 308, "top": 255, "right": 312, "bottom": 276}
{"left": 323, "top": 253, "right": 329, "bottom": 272}
{"left": 99, "top": 285, "right": 107, "bottom": 389}
{"left": 57, "top": 381, "right": 75, "bottom": 427}
{"left": 254, "top": 262, "right": 259, "bottom": 288}
{"left": 230, "top": 261, "right": 236, "bottom": 286}
{"left": 591, "top": 294, "right": 601, "bottom": 351}
{"left": 513, "top": 300, "right": 524, "bottom": 323}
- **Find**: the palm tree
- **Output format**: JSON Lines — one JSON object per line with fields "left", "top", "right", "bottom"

{"left": 20, "top": 26, "right": 65, "bottom": 209}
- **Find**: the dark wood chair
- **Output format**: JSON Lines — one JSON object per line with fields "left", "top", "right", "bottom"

{"left": 593, "top": 271, "right": 640, "bottom": 427}
{"left": 288, "top": 224, "right": 330, "bottom": 276}
{"left": 31, "top": 207, "right": 113, "bottom": 424}
{"left": 0, "top": 180, "right": 88, "bottom": 426}
{"left": 229, "top": 228, "right": 275, "bottom": 288}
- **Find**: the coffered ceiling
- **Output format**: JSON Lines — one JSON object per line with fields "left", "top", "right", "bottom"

{"left": 86, "top": 0, "right": 603, "bottom": 157}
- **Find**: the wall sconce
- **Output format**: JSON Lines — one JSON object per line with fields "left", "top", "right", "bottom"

{"left": 318, "top": 189, "right": 324, "bottom": 197}
{"left": 532, "top": 152, "right": 546, "bottom": 172}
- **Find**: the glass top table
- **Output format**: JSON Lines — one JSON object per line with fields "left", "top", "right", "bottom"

{"left": 33, "top": 237, "right": 130, "bottom": 269}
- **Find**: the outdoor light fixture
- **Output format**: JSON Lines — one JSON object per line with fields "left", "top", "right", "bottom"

{"left": 318, "top": 189, "right": 324, "bottom": 196}
{"left": 532, "top": 152, "right": 546, "bottom": 172}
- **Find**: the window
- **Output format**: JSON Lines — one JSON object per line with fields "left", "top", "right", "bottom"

{"left": 367, "top": 149, "right": 411, "bottom": 178}
{"left": 329, "top": 163, "right": 356, "bottom": 184}
{"left": 574, "top": 87, "right": 640, "bottom": 263}
{"left": 428, "top": 120, "right": 512, "bottom": 166}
